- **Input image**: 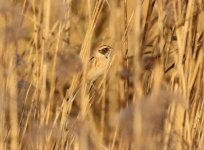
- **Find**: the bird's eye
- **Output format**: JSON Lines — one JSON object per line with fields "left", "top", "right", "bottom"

{"left": 103, "top": 48, "right": 108, "bottom": 51}
{"left": 98, "top": 45, "right": 111, "bottom": 55}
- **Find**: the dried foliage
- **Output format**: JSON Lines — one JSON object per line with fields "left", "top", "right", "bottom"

{"left": 0, "top": 0, "right": 203, "bottom": 149}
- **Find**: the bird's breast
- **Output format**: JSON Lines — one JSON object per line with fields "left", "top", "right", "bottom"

{"left": 86, "top": 57, "right": 110, "bottom": 82}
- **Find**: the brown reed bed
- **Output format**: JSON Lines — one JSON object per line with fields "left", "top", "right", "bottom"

{"left": 0, "top": 0, "right": 203, "bottom": 149}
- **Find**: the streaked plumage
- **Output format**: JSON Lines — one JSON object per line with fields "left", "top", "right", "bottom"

{"left": 86, "top": 45, "right": 112, "bottom": 82}
{"left": 69, "top": 45, "right": 112, "bottom": 101}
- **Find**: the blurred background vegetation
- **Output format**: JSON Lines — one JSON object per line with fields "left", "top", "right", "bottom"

{"left": 0, "top": 0, "right": 204, "bottom": 149}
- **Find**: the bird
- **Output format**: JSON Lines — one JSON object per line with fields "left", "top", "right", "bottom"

{"left": 86, "top": 44, "right": 112, "bottom": 83}
{"left": 69, "top": 44, "right": 112, "bottom": 101}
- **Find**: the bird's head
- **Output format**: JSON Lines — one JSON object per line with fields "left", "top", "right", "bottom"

{"left": 97, "top": 45, "right": 112, "bottom": 58}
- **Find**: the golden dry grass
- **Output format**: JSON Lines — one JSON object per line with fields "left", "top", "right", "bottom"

{"left": 0, "top": 0, "right": 204, "bottom": 149}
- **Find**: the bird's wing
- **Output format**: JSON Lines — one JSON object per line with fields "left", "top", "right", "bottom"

{"left": 88, "top": 56, "right": 97, "bottom": 68}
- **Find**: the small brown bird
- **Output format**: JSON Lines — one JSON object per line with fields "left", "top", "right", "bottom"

{"left": 69, "top": 45, "right": 112, "bottom": 101}
{"left": 86, "top": 45, "right": 112, "bottom": 83}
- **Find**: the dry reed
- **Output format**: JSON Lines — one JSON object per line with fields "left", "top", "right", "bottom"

{"left": 0, "top": 0, "right": 203, "bottom": 149}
